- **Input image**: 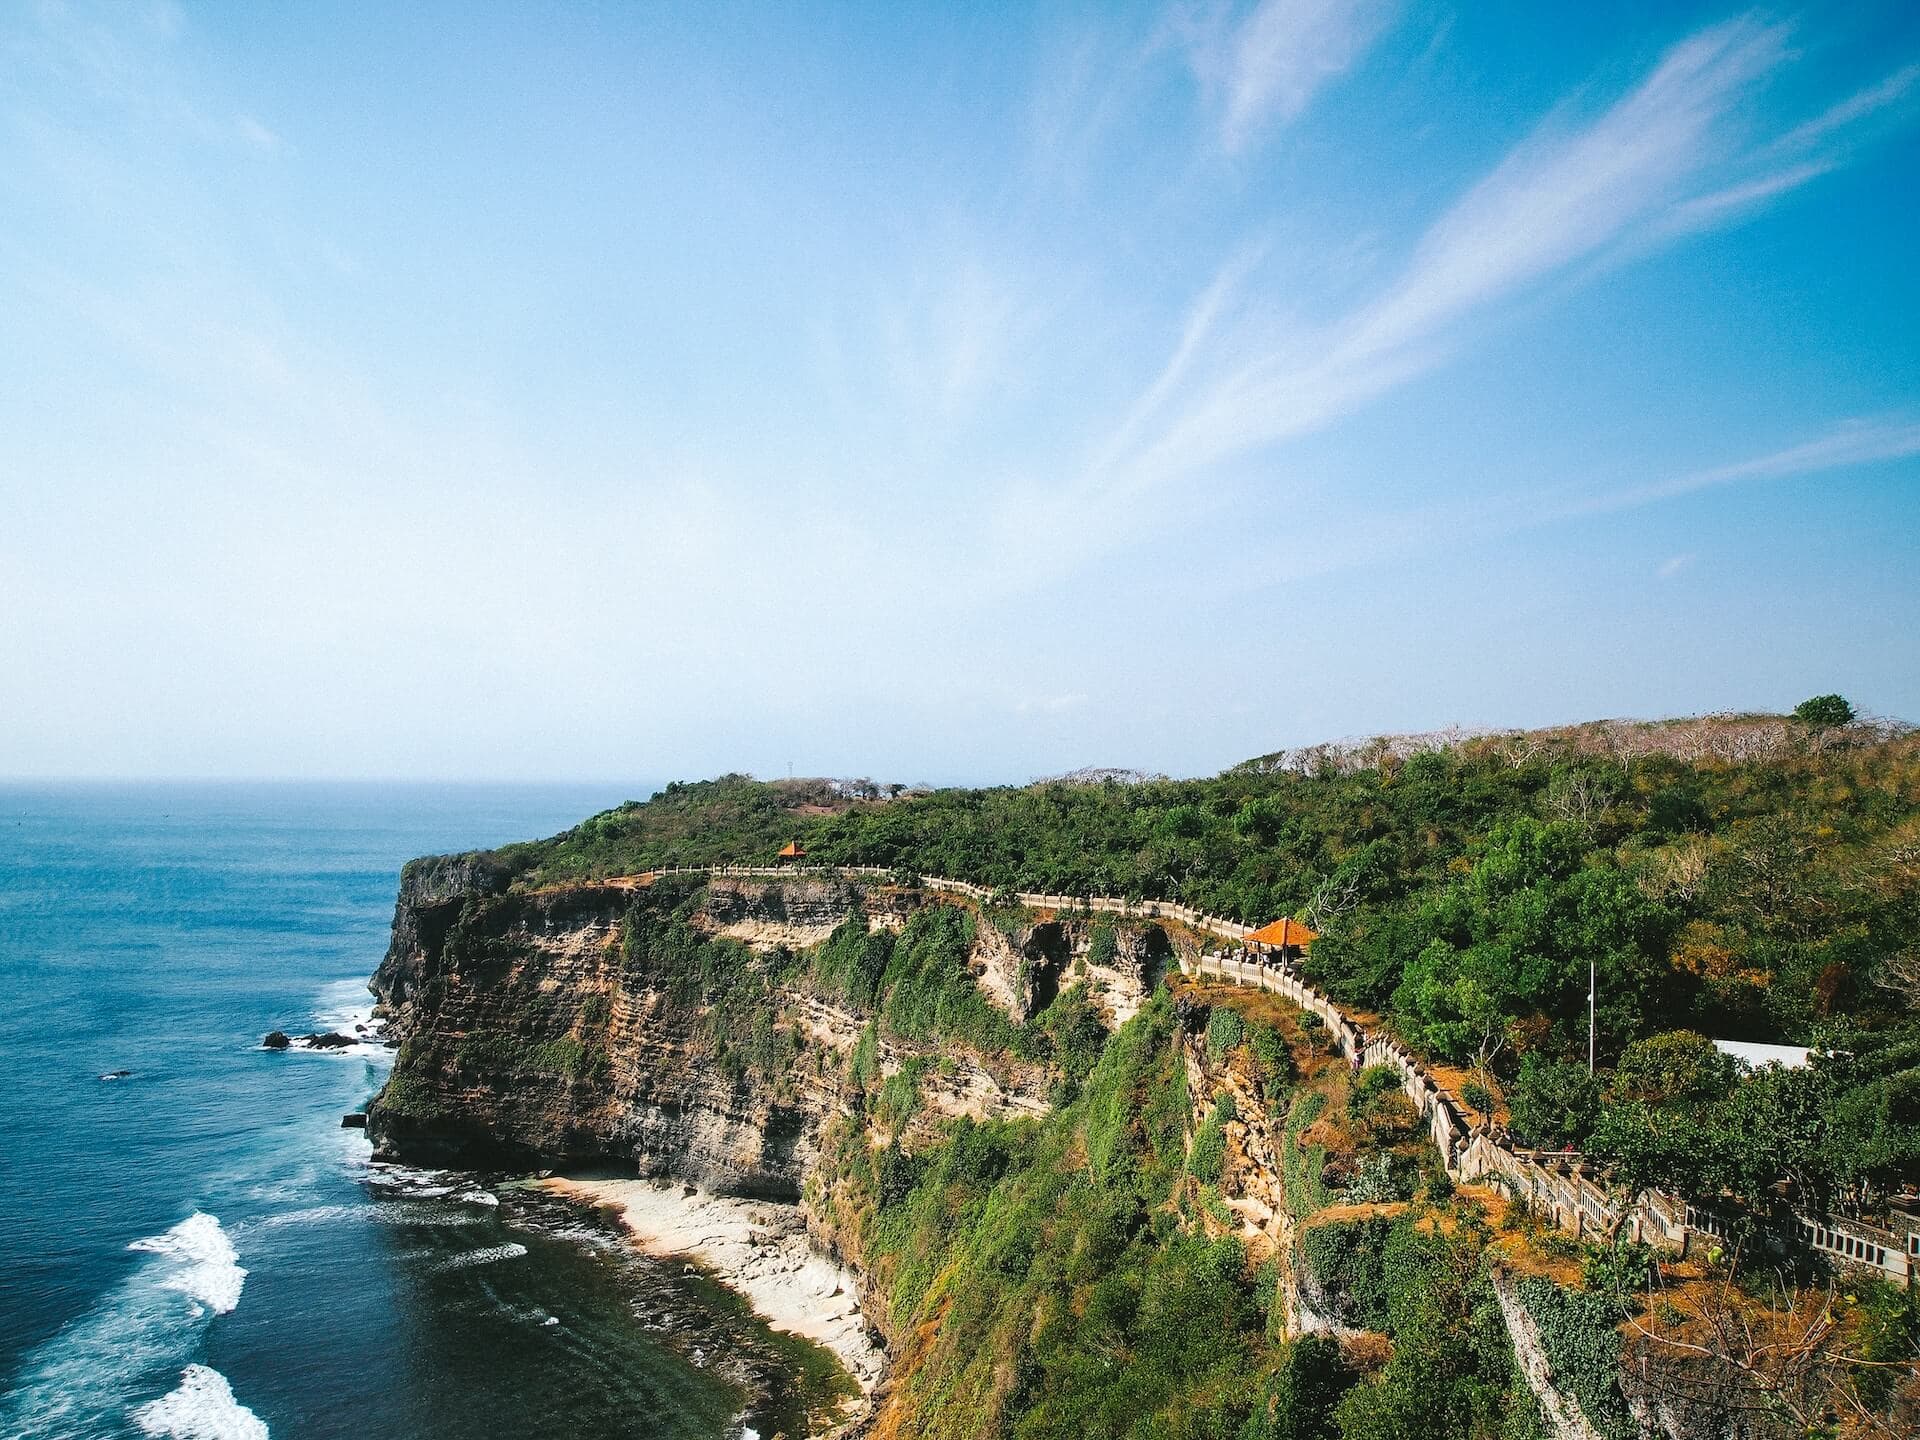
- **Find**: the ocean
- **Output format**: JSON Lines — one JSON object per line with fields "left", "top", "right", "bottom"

{"left": 0, "top": 782, "right": 831, "bottom": 1440}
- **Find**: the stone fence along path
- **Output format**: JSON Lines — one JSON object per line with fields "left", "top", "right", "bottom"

{"left": 631, "top": 862, "right": 1919, "bottom": 1285}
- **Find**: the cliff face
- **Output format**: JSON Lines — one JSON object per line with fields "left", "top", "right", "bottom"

{"left": 365, "top": 863, "right": 1715, "bottom": 1440}
{"left": 373, "top": 872, "right": 817, "bottom": 1192}
{"left": 366, "top": 868, "right": 1047, "bottom": 1200}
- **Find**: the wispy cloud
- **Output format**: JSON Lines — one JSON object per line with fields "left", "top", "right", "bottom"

{"left": 1769, "top": 59, "right": 1920, "bottom": 154}
{"left": 1086, "top": 243, "right": 1264, "bottom": 476}
{"left": 1214, "top": 0, "right": 1399, "bottom": 152}
{"left": 1183, "top": 414, "right": 1920, "bottom": 593}
{"left": 1666, "top": 159, "right": 1835, "bottom": 230}
{"left": 1573, "top": 417, "right": 1920, "bottom": 518}
{"left": 8, "top": 0, "right": 279, "bottom": 154}
{"left": 1665, "top": 58, "right": 1920, "bottom": 232}
{"left": 234, "top": 113, "right": 279, "bottom": 151}
{"left": 1337, "top": 18, "right": 1786, "bottom": 364}
{"left": 1087, "top": 15, "right": 1916, "bottom": 507}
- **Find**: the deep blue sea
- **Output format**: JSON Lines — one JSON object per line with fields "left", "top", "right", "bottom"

{"left": 0, "top": 783, "right": 824, "bottom": 1440}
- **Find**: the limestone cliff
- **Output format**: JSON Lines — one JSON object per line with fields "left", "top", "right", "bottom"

{"left": 366, "top": 868, "right": 1045, "bottom": 1195}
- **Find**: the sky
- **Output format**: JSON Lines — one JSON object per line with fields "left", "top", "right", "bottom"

{"left": 2, "top": 1, "right": 1917, "bottom": 786}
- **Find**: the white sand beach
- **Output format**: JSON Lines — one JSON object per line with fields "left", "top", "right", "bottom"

{"left": 542, "top": 1177, "right": 884, "bottom": 1394}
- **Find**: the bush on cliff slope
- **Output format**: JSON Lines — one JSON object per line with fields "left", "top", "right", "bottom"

{"left": 818, "top": 995, "right": 1552, "bottom": 1440}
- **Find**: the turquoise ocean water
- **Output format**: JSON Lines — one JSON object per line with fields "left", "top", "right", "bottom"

{"left": 0, "top": 783, "right": 817, "bottom": 1440}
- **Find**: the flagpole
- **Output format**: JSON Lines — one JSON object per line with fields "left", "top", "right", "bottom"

{"left": 1588, "top": 956, "right": 1596, "bottom": 1075}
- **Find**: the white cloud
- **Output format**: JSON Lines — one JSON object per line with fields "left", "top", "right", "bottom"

{"left": 1666, "top": 160, "right": 1835, "bottom": 231}
{"left": 1574, "top": 417, "right": 1920, "bottom": 517}
{"left": 1085, "top": 15, "right": 1920, "bottom": 509}
{"left": 1336, "top": 18, "right": 1787, "bottom": 365}
{"left": 1769, "top": 60, "right": 1920, "bottom": 155}
{"left": 1176, "top": 414, "right": 1920, "bottom": 596}
{"left": 1217, "top": 0, "right": 1398, "bottom": 152}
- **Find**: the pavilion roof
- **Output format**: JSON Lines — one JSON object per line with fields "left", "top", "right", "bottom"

{"left": 1245, "top": 917, "right": 1318, "bottom": 948}
{"left": 777, "top": 841, "right": 805, "bottom": 858}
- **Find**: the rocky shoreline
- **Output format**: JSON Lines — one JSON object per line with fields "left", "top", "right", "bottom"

{"left": 542, "top": 1176, "right": 885, "bottom": 1402}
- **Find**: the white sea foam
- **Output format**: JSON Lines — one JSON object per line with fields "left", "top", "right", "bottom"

{"left": 283, "top": 977, "right": 395, "bottom": 1060}
{"left": 363, "top": 1160, "right": 456, "bottom": 1192}
{"left": 133, "top": 1364, "right": 269, "bottom": 1440}
{"left": 436, "top": 1242, "right": 529, "bottom": 1272}
{"left": 313, "top": 977, "right": 379, "bottom": 1033}
{"left": 0, "top": 1217, "right": 244, "bottom": 1435}
{"left": 252, "top": 1203, "right": 369, "bottom": 1230}
{"left": 130, "top": 1212, "right": 247, "bottom": 1315}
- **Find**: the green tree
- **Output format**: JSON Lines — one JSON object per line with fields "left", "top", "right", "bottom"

{"left": 1792, "top": 694, "right": 1855, "bottom": 729}
{"left": 1392, "top": 818, "right": 1674, "bottom": 1063}
{"left": 1507, "top": 1053, "right": 1603, "bottom": 1148}
{"left": 1612, "top": 1030, "right": 1735, "bottom": 1108}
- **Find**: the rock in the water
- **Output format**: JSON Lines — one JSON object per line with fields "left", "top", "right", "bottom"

{"left": 262, "top": 1032, "right": 291, "bottom": 1051}
{"left": 99, "top": 1069, "right": 132, "bottom": 1081}
{"left": 341, "top": 1112, "right": 368, "bottom": 1129}
{"left": 300, "top": 1032, "right": 356, "bottom": 1050}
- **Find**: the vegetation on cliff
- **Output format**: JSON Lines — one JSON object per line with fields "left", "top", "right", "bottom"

{"left": 371, "top": 708, "right": 1920, "bottom": 1437}
{"left": 484, "top": 711, "right": 1920, "bottom": 1204}
{"left": 813, "top": 982, "right": 1573, "bottom": 1440}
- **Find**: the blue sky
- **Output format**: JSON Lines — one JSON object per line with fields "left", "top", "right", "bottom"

{"left": 2, "top": 1, "right": 1916, "bottom": 784}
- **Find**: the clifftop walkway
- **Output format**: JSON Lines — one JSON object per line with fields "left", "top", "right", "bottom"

{"left": 617, "top": 862, "right": 1918, "bottom": 1285}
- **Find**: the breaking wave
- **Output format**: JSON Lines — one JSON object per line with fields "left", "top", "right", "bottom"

{"left": 134, "top": 1364, "right": 270, "bottom": 1440}
{"left": 130, "top": 1212, "right": 248, "bottom": 1315}
{"left": 0, "top": 1213, "right": 253, "bottom": 1438}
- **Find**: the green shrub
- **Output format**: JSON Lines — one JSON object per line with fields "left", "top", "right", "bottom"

{"left": 1579, "top": 1239, "right": 1655, "bottom": 1315}
{"left": 1207, "top": 1006, "right": 1246, "bottom": 1059}
{"left": 842, "top": 1025, "right": 875, "bottom": 1091}
{"left": 814, "top": 915, "right": 894, "bottom": 1008}
{"left": 1244, "top": 1335, "right": 1356, "bottom": 1440}
{"left": 1087, "top": 920, "right": 1118, "bottom": 968}
{"left": 1189, "top": 1115, "right": 1227, "bottom": 1184}
{"left": 877, "top": 906, "right": 1019, "bottom": 1052}
{"left": 1853, "top": 1277, "right": 1919, "bottom": 1408}
{"left": 875, "top": 1057, "right": 928, "bottom": 1132}
{"left": 1506, "top": 1054, "right": 1602, "bottom": 1148}
{"left": 531, "top": 1036, "right": 587, "bottom": 1078}
{"left": 1299, "top": 1216, "right": 1399, "bottom": 1330}
{"left": 1283, "top": 1090, "right": 1331, "bottom": 1220}
{"left": 1342, "top": 1150, "right": 1413, "bottom": 1204}
{"left": 1249, "top": 1022, "right": 1295, "bottom": 1090}
{"left": 1349, "top": 1064, "right": 1401, "bottom": 1115}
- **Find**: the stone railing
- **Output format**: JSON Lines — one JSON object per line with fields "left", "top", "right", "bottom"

{"left": 1185, "top": 948, "right": 1910, "bottom": 1282}
{"left": 626, "top": 862, "right": 1916, "bottom": 1284}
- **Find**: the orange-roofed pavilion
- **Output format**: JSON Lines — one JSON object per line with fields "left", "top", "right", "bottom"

{"left": 776, "top": 841, "right": 805, "bottom": 860}
{"left": 1245, "top": 917, "right": 1318, "bottom": 950}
